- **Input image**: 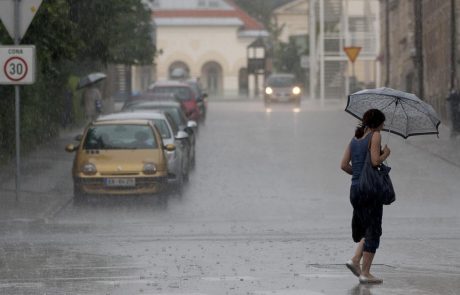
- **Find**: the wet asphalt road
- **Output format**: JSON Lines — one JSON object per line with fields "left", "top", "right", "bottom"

{"left": 1, "top": 100, "right": 460, "bottom": 294}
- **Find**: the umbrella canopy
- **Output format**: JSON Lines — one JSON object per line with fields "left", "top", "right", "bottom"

{"left": 345, "top": 87, "right": 441, "bottom": 139}
{"left": 77, "top": 72, "right": 106, "bottom": 89}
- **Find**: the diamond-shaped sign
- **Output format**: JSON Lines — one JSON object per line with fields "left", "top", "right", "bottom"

{"left": 0, "top": 0, "right": 43, "bottom": 41}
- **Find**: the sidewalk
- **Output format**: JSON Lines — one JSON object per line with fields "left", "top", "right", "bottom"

{"left": 0, "top": 128, "right": 80, "bottom": 223}
{"left": 405, "top": 123, "right": 460, "bottom": 168}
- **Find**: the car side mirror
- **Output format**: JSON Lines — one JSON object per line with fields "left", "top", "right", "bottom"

{"left": 164, "top": 143, "right": 176, "bottom": 152}
{"left": 187, "top": 120, "right": 197, "bottom": 128}
{"left": 74, "top": 134, "right": 83, "bottom": 142}
{"left": 175, "top": 131, "right": 189, "bottom": 140}
{"left": 65, "top": 144, "right": 78, "bottom": 152}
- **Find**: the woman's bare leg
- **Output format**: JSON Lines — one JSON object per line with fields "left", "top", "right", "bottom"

{"left": 352, "top": 238, "right": 364, "bottom": 266}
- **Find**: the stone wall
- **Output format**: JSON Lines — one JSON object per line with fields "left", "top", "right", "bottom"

{"left": 379, "top": 0, "right": 459, "bottom": 120}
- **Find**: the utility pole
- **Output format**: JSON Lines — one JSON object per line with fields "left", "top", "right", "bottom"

{"left": 385, "top": 0, "right": 390, "bottom": 87}
{"left": 414, "top": 0, "right": 424, "bottom": 98}
{"left": 309, "top": 0, "right": 316, "bottom": 100}
{"left": 14, "top": 0, "right": 21, "bottom": 200}
{"left": 451, "top": 0, "right": 457, "bottom": 89}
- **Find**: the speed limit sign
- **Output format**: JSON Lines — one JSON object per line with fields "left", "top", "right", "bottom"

{"left": 0, "top": 46, "right": 35, "bottom": 84}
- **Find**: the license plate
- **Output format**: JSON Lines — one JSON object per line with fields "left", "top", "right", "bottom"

{"left": 105, "top": 178, "right": 136, "bottom": 187}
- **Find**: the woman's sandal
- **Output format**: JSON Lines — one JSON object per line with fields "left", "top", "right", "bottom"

{"left": 359, "top": 275, "right": 383, "bottom": 284}
{"left": 345, "top": 260, "right": 361, "bottom": 277}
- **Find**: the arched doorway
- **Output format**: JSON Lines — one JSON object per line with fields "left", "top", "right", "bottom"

{"left": 169, "top": 61, "right": 190, "bottom": 80}
{"left": 201, "top": 61, "right": 223, "bottom": 95}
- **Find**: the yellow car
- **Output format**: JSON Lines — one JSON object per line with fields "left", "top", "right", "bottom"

{"left": 65, "top": 119, "right": 174, "bottom": 198}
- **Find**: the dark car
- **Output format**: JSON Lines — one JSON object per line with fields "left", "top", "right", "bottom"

{"left": 264, "top": 73, "right": 302, "bottom": 107}
{"left": 148, "top": 80, "right": 202, "bottom": 122}
{"left": 122, "top": 100, "right": 198, "bottom": 167}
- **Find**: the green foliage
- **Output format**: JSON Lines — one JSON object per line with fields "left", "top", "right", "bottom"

{"left": 0, "top": 0, "right": 155, "bottom": 162}
{"left": 273, "top": 37, "right": 308, "bottom": 83}
{"left": 68, "top": 0, "right": 155, "bottom": 65}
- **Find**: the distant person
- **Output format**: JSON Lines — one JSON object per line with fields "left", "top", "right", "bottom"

{"left": 340, "top": 109, "right": 391, "bottom": 284}
{"left": 83, "top": 85, "right": 102, "bottom": 122}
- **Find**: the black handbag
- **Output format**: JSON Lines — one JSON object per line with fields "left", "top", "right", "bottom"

{"left": 358, "top": 137, "right": 396, "bottom": 205}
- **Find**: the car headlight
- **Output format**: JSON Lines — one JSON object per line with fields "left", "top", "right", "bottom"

{"left": 265, "top": 87, "right": 273, "bottom": 95}
{"left": 82, "top": 163, "right": 97, "bottom": 175}
{"left": 292, "top": 87, "right": 301, "bottom": 95}
{"left": 143, "top": 163, "right": 157, "bottom": 175}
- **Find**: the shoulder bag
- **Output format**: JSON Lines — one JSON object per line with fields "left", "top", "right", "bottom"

{"left": 358, "top": 133, "right": 396, "bottom": 205}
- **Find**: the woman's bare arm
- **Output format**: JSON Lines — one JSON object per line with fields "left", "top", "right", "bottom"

{"left": 341, "top": 143, "right": 353, "bottom": 175}
{"left": 370, "top": 132, "right": 390, "bottom": 166}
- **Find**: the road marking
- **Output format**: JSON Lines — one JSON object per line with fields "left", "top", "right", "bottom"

{"left": 201, "top": 276, "right": 258, "bottom": 282}
{"left": 253, "top": 290, "right": 324, "bottom": 295}
{"left": 300, "top": 273, "right": 348, "bottom": 279}
{"left": 0, "top": 282, "right": 44, "bottom": 289}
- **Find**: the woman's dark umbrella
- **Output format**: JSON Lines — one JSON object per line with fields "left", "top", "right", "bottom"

{"left": 345, "top": 87, "right": 441, "bottom": 141}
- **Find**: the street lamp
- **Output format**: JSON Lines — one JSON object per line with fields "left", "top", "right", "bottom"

{"left": 247, "top": 37, "right": 266, "bottom": 97}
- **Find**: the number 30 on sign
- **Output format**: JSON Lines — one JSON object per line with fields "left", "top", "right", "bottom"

{"left": 0, "top": 46, "right": 36, "bottom": 85}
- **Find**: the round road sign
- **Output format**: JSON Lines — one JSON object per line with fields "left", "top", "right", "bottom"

{"left": 3, "top": 56, "right": 28, "bottom": 82}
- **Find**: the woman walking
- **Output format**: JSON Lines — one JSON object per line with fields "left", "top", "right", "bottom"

{"left": 340, "top": 109, "right": 391, "bottom": 284}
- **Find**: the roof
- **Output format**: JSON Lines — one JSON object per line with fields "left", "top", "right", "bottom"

{"left": 152, "top": 0, "right": 265, "bottom": 31}
{"left": 97, "top": 112, "right": 167, "bottom": 122}
{"left": 127, "top": 101, "right": 183, "bottom": 108}
{"left": 91, "top": 119, "right": 152, "bottom": 126}
{"left": 149, "top": 80, "right": 191, "bottom": 87}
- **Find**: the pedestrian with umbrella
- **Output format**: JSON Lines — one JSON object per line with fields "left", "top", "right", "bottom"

{"left": 340, "top": 87, "right": 441, "bottom": 284}
{"left": 78, "top": 72, "right": 106, "bottom": 122}
{"left": 341, "top": 109, "right": 389, "bottom": 284}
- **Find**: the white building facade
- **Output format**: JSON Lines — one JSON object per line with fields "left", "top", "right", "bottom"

{"left": 148, "top": 0, "right": 268, "bottom": 98}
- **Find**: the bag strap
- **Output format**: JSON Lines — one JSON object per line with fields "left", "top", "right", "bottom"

{"left": 368, "top": 131, "right": 389, "bottom": 166}
{"left": 367, "top": 131, "right": 374, "bottom": 150}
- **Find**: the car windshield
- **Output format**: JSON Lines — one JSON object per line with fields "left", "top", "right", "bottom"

{"left": 126, "top": 105, "right": 186, "bottom": 126}
{"left": 151, "top": 86, "right": 191, "bottom": 101}
{"left": 266, "top": 75, "right": 296, "bottom": 87}
{"left": 151, "top": 119, "right": 171, "bottom": 139}
{"left": 83, "top": 124, "right": 157, "bottom": 150}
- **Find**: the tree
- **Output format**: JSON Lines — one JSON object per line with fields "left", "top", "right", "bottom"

{"left": 68, "top": 0, "right": 155, "bottom": 66}
{"left": 0, "top": 0, "right": 156, "bottom": 161}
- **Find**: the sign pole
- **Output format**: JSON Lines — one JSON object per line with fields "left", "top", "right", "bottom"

{"left": 14, "top": 0, "right": 21, "bottom": 200}
{"left": 343, "top": 46, "right": 362, "bottom": 94}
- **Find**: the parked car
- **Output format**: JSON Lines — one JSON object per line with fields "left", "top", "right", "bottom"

{"left": 122, "top": 100, "right": 197, "bottom": 167}
{"left": 148, "top": 80, "right": 202, "bottom": 122}
{"left": 122, "top": 92, "right": 180, "bottom": 110}
{"left": 96, "top": 112, "right": 190, "bottom": 190}
{"left": 264, "top": 73, "right": 302, "bottom": 107}
{"left": 186, "top": 79, "right": 208, "bottom": 122}
{"left": 65, "top": 119, "right": 172, "bottom": 198}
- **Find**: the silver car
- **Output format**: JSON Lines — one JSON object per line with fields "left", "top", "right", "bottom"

{"left": 264, "top": 73, "right": 302, "bottom": 107}
{"left": 122, "top": 100, "right": 198, "bottom": 168}
{"left": 97, "top": 112, "right": 190, "bottom": 191}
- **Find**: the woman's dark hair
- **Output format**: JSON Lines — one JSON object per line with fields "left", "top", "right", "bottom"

{"left": 355, "top": 109, "right": 386, "bottom": 138}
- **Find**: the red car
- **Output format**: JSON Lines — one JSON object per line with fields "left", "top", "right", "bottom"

{"left": 148, "top": 81, "right": 201, "bottom": 122}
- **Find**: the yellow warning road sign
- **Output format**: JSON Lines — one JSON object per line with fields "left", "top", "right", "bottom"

{"left": 343, "top": 46, "right": 362, "bottom": 63}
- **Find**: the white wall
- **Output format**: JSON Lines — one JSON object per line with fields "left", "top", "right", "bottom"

{"left": 156, "top": 25, "right": 256, "bottom": 97}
